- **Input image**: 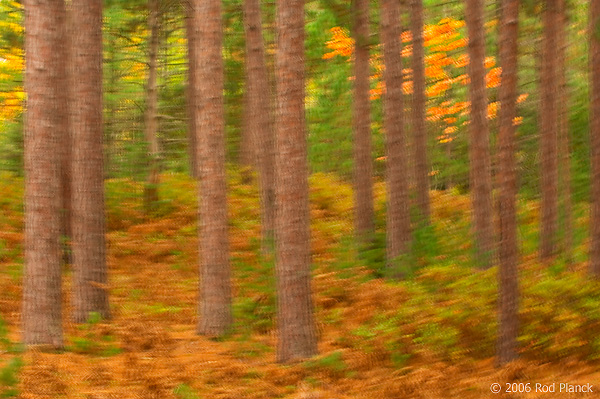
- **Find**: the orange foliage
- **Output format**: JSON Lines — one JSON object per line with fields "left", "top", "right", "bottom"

{"left": 323, "top": 17, "right": 528, "bottom": 144}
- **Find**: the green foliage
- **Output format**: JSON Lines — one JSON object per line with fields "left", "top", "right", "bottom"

{"left": 303, "top": 351, "right": 348, "bottom": 378}
{"left": 0, "top": 357, "right": 23, "bottom": 397}
{"left": 174, "top": 383, "right": 201, "bottom": 399}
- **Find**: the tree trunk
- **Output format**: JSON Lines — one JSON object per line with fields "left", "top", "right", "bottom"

{"left": 411, "top": 0, "right": 431, "bottom": 226}
{"left": 540, "top": 0, "right": 559, "bottom": 261}
{"left": 22, "top": 0, "right": 66, "bottom": 349}
{"left": 557, "top": 0, "right": 573, "bottom": 265}
{"left": 144, "top": 0, "right": 161, "bottom": 209}
{"left": 590, "top": 0, "right": 600, "bottom": 276}
{"left": 61, "top": 2, "right": 72, "bottom": 266}
{"left": 381, "top": 0, "right": 410, "bottom": 273}
{"left": 184, "top": 2, "right": 198, "bottom": 178}
{"left": 496, "top": 0, "right": 519, "bottom": 366}
{"left": 352, "top": 0, "right": 374, "bottom": 242}
{"left": 194, "top": 0, "right": 233, "bottom": 336}
{"left": 70, "top": 0, "right": 110, "bottom": 323}
{"left": 244, "top": 0, "right": 275, "bottom": 251}
{"left": 465, "top": 0, "right": 494, "bottom": 268}
{"left": 275, "top": 0, "right": 318, "bottom": 363}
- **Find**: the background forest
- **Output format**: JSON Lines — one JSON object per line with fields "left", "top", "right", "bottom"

{"left": 1, "top": 0, "right": 600, "bottom": 397}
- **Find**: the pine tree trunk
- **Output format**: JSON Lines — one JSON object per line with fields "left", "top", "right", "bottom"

{"left": 184, "top": 3, "right": 198, "bottom": 179}
{"left": 352, "top": 0, "right": 375, "bottom": 242}
{"left": 411, "top": 0, "right": 431, "bottom": 226}
{"left": 61, "top": 2, "right": 72, "bottom": 266}
{"left": 194, "top": 0, "right": 233, "bottom": 336}
{"left": 496, "top": 0, "right": 519, "bottom": 366}
{"left": 275, "top": 0, "right": 317, "bottom": 363}
{"left": 144, "top": 0, "right": 161, "bottom": 209}
{"left": 540, "top": 0, "right": 559, "bottom": 261}
{"left": 557, "top": 0, "right": 573, "bottom": 265}
{"left": 381, "top": 0, "right": 410, "bottom": 273}
{"left": 244, "top": 0, "right": 275, "bottom": 251}
{"left": 70, "top": 0, "right": 109, "bottom": 323}
{"left": 590, "top": 0, "right": 600, "bottom": 276}
{"left": 465, "top": 0, "right": 494, "bottom": 268}
{"left": 22, "top": 0, "right": 66, "bottom": 349}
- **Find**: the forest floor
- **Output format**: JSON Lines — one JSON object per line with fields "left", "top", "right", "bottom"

{"left": 1, "top": 172, "right": 600, "bottom": 398}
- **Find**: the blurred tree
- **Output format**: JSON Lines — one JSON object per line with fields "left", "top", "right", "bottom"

{"left": 590, "top": 0, "right": 600, "bottom": 276}
{"left": 244, "top": 0, "right": 275, "bottom": 251}
{"left": 275, "top": 0, "right": 318, "bottom": 363}
{"left": 144, "top": 0, "right": 161, "bottom": 209}
{"left": 558, "top": 0, "right": 573, "bottom": 265}
{"left": 22, "top": 0, "right": 66, "bottom": 348}
{"left": 465, "top": 0, "right": 494, "bottom": 268}
{"left": 184, "top": 0, "right": 198, "bottom": 178}
{"left": 381, "top": 0, "right": 410, "bottom": 273}
{"left": 496, "top": 0, "right": 519, "bottom": 366}
{"left": 70, "top": 0, "right": 110, "bottom": 323}
{"left": 410, "top": 0, "right": 431, "bottom": 226}
{"left": 194, "top": 0, "right": 233, "bottom": 336}
{"left": 540, "top": 0, "right": 559, "bottom": 261}
{"left": 352, "top": 0, "right": 374, "bottom": 243}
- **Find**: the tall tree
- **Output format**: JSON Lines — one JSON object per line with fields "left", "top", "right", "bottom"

{"left": 275, "top": 0, "right": 318, "bottom": 363}
{"left": 381, "top": 0, "right": 410, "bottom": 272}
{"left": 465, "top": 0, "right": 494, "bottom": 268}
{"left": 411, "top": 0, "right": 431, "bottom": 226}
{"left": 194, "top": 0, "right": 233, "bottom": 336}
{"left": 70, "top": 0, "right": 110, "bottom": 322}
{"left": 144, "top": 0, "right": 161, "bottom": 208}
{"left": 352, "top": 0, "right": 375, "bottom": 242}
{"left": 496, "top": 0, "right": 519, "bottom": 365}
{"left": 590, "top": 0, "right": 600, "bottom": 276}
{"left": 244, "top": 0, "right": 275, "bottom": 250}
{"left": 22, "top": 0, "right": 66, "bottom": 348}
{"left": 540, "top": 0, "right": 559, "bottom": 261}
{"left": 558, "top": 0, "right": 573, "bottom": 265}
{"left": 184, "top": 1, "right": 198, "bottom": 178}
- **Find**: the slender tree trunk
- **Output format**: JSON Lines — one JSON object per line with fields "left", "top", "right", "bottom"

{"left": 184, "top": 2, "right": 198, "bottom": 178}
{"left": 496, "top": 0, "right": 519, "bottom": 366}
{"left": 70, "top": 0, "right": 109, "bottom": 323}
{"left": 244, "top": 0, "right": 275, "bottom": 251}
{"left": 144, "top": 0, "right": 161, "bottom": 209}
{"left": 194, "top": 0, "right": 233, "bottom": 336}
{"left": 411, "top": 0, "right": 431, "bottom": 226}
{"left": 22, "top": 0, "right": 66, "bottom": 349}
{"left": 590, "top": 0, "right": 600, "bottom": 276}
{"left": 352, "top": 0, "right": 375, "bottom": 242}
{"left": 540, "top": 0, "right": 559, "bottom": 261}
{"left": 381, "top": 0, "right": 410, "bottom": 272}
{"left": 465, "top": 0, "right": 494, "bottom": 268}
{"left": 275, "top": 0, "right": 317, "bottom": 363}
{"left": 557, "top": 0, "right": 573, "bottom": 265}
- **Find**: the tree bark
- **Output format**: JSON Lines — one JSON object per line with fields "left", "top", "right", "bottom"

{"left": 465, "top": 0, "right": 494, "bottom": 268}
{"left": 411, "top": 0, "right": 431, "bottom": 226}
{"left": 70, "top": 0, "right": 110, "bottom": 323}
{"left": 194, "top": 0, "right": 233, "bottom": 336}
{"left": 244, "top": 0, "right": 275, "bottom": 251}
{"left": 352, "top": 0, "right": 375, "bottom": 242}
{"left": 22, "top": 0, "right": 66, "bottom": 348}
{"left": 381, "top": 0, "right": 410, "bottom": 272}
{"left": 590, "top": 0, "right": 600, "bottom": 276}
{"left": 275, "top": 0, "right": 318, "bottom": 363}
{"left": 496, "top": 0, "right": 519, "bottom": 366}
{"left": 184, "top": 1, "right": 198, "bottom": 178}
{"left": 540, "top": 0, "right": 559, "bottom": 261}
{"left": 144, "top": 0, "right": 161, "bottom": 209}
